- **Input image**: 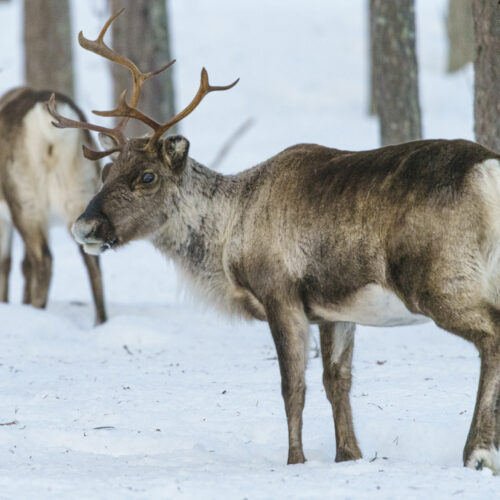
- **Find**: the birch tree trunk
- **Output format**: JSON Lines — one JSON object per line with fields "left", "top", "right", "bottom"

{"left": 109, "top": 0, "right": 176, "bottom": 136}
{"left": 473, "top": 0, "right": 500, "bottom": 152}
{"left": 23, "top": 0, "right": 74, "bottom": 97}
{"left": 371, "top": 0, "right": 421, "bottom": 146}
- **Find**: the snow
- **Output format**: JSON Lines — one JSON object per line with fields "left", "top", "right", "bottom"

{"left": 0, "top": 0, "right": 498, "bottom": 498}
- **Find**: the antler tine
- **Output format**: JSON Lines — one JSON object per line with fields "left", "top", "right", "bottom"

{"left": 82, "top": 144, "right": 122, "bottom": 161}
{"left": 79, "top": 10, "right": 175, "bottom": 110}
{"left": 47, "top": 93, "right": 125, "bottom": 145}
{"left": 146, "top": 68, "right": 239, "bottom": 149}
{"left": 92, "top": 90, "right": 161, "bottom": 131}
{"left": 144, "top": 59, "right": 177, "bottom": 81}
{"left": 78, "top": 9, "right": 140, "bottom": 104}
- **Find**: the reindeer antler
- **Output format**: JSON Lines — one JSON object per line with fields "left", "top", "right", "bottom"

{"left": 145, "top": 68, "right": 239, "bottom": 150}
{"left": 92, "top": 90, "right": 162, "bottom": 131}
{"left": 47, "top": 9, "right": 174, "bottom": 160}
{"left": 48, "top": 9, "right": 238, "bottom": 159}
{"left": 78, "top": 9, "right": 175, "bottom": 128}
{"left": 48, "top": 93, "right": 125, "bottom": 146}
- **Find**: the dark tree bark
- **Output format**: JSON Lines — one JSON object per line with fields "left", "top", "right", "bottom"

{"left": 473, "top": 0, "right": 500, "bottom": 153}
{"left": 109, "top": 0, "right": 176, "bottom": 136}
{"left": 371, "top": 0, "right": 422, "bottom": 146}
{"left": 446, "top": 0, "right": 474, "bottom": 73}
{"left": 23, "top": 0, "right": 74, "bottom": 97}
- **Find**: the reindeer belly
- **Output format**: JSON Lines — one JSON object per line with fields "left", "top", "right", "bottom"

{"left": 311, "top": 284, "right": 429, "bottom": 327}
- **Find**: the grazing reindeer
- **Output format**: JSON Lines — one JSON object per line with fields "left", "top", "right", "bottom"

{"left": 51, "top": 10, "right": 500, "bottom": 473}
{"left": 0, "top": 87, "right": 106, "bottom": 324}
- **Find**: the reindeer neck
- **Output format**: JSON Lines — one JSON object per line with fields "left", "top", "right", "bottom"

{"left": 151, "top": 158, "right": 238, "bottom": 274}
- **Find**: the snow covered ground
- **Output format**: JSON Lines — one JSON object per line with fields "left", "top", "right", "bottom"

{"left": 0, "top": 0, "right": 498, "bottom": 498}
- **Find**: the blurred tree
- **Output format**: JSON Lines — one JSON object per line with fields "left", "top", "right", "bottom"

{"left": 446, "top": 0, "right": 474, "bottom": 73}
{"left": 370, "top": 0, "right": 421, "bottom": 146}
{"left": 23, "top": 0, "right": 74, "bottom": 97}
{"left": 473, "top": 0, "right": 500, "bottom": 152}
{"left": 368, "top": 0, "right": 376, "bottom": 115}
{"left": 109, "top": 0, "right": 176, "bottom": 136}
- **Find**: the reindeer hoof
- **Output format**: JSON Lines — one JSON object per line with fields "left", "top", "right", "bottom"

{"left": 287, "top": 448, "right": 306, "bottom": 464}
{"left": 335, "top": 447, "right": 362, "bottom": 463}
{"left": 465, "top": 448, "right": 500, "bottom": 475}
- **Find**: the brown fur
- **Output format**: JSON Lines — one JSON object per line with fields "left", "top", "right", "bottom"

{"left": 0, "top": 87, "right": 106, "bottom": 324}
{"left": 73, "top": 135, "right": 500, "bottom": 471}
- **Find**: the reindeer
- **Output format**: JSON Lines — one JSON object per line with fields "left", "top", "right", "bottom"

{"left": 0, "top": 86, "right": 106, "bottom": 324}
{"left": 50, "top": 10, "right": 500, "bottom": 473}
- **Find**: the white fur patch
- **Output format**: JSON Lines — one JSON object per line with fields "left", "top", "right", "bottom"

{"left": 311, "top": 284, "right": 429, "bottom": 327}
{"left": 331, "top": 322, "right": 354, "bottom": 363}
{"left": 20, "top": 102, "right": 99, "bottom": 227}
{"left": 466, "top": 447, "right": 500, "bottom": 475}
{"left": 174, "top": 138, "right": 188, "bottom": 156}
{"left": 82, "top": 243, "right": 104, "bottom": 256}
{"left": 475, "top": 159, "right": 500, "bottom": 304}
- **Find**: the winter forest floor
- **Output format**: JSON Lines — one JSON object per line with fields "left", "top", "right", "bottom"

{"left": 0, "top": 1, "right": 498, "bottom": 499}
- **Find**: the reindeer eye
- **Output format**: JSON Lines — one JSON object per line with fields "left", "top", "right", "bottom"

{"left": 141, "top": 172, "right": 155, "bottom": 184}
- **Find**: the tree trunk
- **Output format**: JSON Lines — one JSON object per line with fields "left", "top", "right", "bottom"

{"left": 371, "top": 0, "right": 422, "bottom": 146}
{"left": 23, "top": 0, "right": 74, "bottom": 97}
{"left": 109, "top": 0, "right": 176, "bottom": 137}
{"left": 473, "top": 0, "right": 500, "bottom": 153}
{"left": 368, "top": 0, "right": 376, "bottom": 115}
{"left": 446, "top": 0, "right": 474, "bottom": 73}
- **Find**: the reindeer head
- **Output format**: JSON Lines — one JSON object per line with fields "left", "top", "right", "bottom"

{"left": 48, "top": 9, "right": 238, "bottom": 255}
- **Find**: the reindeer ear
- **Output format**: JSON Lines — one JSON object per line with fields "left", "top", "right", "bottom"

{"left": 96, "top": 133, "right": 120, "bottom": 160}
{"left": 101, "top": 163, "right": 112, "bottom": 183}
{"left": 161, "top": 135, "right": 190, "bottom": 172}
{"left": 98, "top": 132, "right": 118, "bottom": 149}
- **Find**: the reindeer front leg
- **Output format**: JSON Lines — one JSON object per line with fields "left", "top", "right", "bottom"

{"left": 265, "top": 298, "right": 309, "bottom": 464}
{"left": 78, "top": 246, "right": 107, "bottom": 325}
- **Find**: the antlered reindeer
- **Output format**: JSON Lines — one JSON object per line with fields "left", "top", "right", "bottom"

{"left": 0, "top": 87, "right": 106, "bottom": 324}
{"left": 51, "top": 10, "right": 500, "bottom": 473}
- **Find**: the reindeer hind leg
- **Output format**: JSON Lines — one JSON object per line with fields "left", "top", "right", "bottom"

{"left": 0, "top": 211, "right": 13, "bottom": 302}
{"left": 14, "top": 217, "right": 51, "bottom": 308}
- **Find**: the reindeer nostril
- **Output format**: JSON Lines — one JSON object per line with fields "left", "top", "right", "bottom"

{"left": 72, "top": 218, "right": 99, "bottom": 244}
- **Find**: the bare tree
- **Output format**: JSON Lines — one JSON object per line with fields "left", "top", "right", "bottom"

{"left": 446, "top": 0, "right": 474, "bottom": 73}
{"left": 368, "top": 0, "right": 376, "bottom": 115}
{"left": 473, "top": 0, "right": 500, "bottom": 153}
{"left": 109, "top": 0, "right": 176, "bottom": 136}
{"left": 23, "top": 0, "right": 74, "bottom": 97}
{"left": 370, "top": 0, "right": 422, "bottom": 145}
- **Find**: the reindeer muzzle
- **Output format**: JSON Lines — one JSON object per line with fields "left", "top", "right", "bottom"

{"left": 72, "top": 200, "right": 117, "bottom": 255}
